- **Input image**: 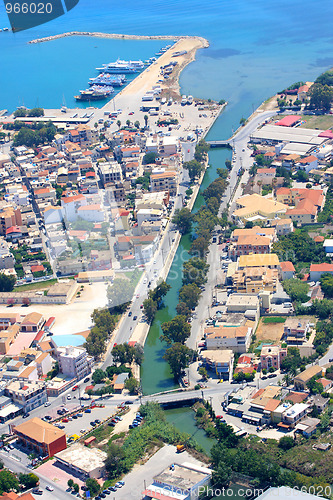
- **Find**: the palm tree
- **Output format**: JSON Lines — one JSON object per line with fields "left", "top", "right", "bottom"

{"left": 257, "top": 180, "right": 262, "bottom": 194}
{"left": 144, "top": 115, "right": 149, "bottom": 128}
{"left": 126, "top": 119, "right": 130, "bottom": 127}
{"left": 116, "top": 120, "right": 121, "bottom": 129}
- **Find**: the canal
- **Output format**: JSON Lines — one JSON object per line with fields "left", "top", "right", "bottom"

{"left": 140, "top": 146, "right": 231, "bottom": 396}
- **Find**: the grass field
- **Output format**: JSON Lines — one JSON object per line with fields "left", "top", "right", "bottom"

{"left": 263, "top": 317, "right": 286, "bottom": 324}
{"left": 14, "top": 279, "right": 58, "bottom": 292}
{"left": 300, "top": 114, "right": 333, "bottom": 130}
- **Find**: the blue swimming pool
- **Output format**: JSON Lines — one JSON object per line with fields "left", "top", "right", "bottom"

{"left": 52, "top": 335, "right": 86, "bottom": 347}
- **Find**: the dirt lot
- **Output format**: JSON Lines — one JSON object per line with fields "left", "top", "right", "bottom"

{"left": 255, "top": 317, "right": 286, "bottom": 344}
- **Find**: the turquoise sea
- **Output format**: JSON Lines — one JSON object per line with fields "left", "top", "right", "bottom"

{"left": 1, "top": 0, "right": 333, "bottom": 139}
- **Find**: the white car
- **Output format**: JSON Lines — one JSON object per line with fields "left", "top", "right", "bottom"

{"left": 67, "top": 395, "right": 71, "bottom": 400}
{"left": 46, "top": 486, "right": 54, "bottom": 491}
{"left": 44, "top": 402, "right": 51, "bottom": 407}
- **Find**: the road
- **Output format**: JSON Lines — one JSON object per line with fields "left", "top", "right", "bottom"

{"left": 101, "top": 152, "right": 191, "bottom": 370}
{"left": 0, "top": 452, "right": 74, "bottom": 500}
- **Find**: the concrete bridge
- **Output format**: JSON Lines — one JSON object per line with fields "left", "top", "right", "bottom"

{"left": 141, "top": 389, "right": 204, "bottom": 408}
{"left": 206, "top": 139, "right": 231, "bottom": 147}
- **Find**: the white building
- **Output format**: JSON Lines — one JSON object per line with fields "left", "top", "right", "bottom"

{"left": 57, "top": 346, "right": 92, "bottom": 381}
{"left": 98, "top": 162, "right": 122, "bottom": 184}
{"left": 282, "top": 403, "right": 310, "bottom": 428}
{"left": 5, "top": 380, "right": 47, "bottom": 412}
{"left": 77, "top": 204, "right": 104, "bottom": 222}
{"left": 205, "top": 325, "right": 252, "bottom": 354}
{"left": 136, "top": 208, "right": 163, "bottom": 227}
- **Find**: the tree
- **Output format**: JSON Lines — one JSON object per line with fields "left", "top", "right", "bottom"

{"left": 105, "top": 443, "right": 125, "bottom": 478}
{"left": 198, "top": 366, "right": 208, "bottom": 381}
{"left": 176, "top": 301, "right": 191, "bottom": 319}
{"left": 295, "top": 169, "right": 309, "bottom": 182}
{"left": 144, "top": 114, "right": 149, "bottom": 127}
{"left": 0, "top": 469, "right": 19, "bottom": 495}
{"left": 126, "top": 119, "right": 130, "bottom": 127}
{"left": 134, "top": 120, "right": 140, "bottom": 129}
{"left": 179, "top": 283, "right": 201, "bottom": 310}
{"left": 183, "top": 258, "right": 209, "bottom": 286}
{"left": 92, "top": 368, "right": 105, "bottom": 385}
{"left": 19, "top": 473, "right": 39, "bottom": 488}
{"left": 212, "top": 463, "right": 232, "bottom": 487}
{"left": 172, "top": 208, "right": 192, "bottom": 234}
{"left": 67, "top": 479, "right": 74, "bottom": 489}
{"left": 148, "top": 281, "right": 170, "bottom": 306}
{"left": 161, "top": 315, "right": 191, "bottom": 344}
{"left": 309, "top": 83, "right": 333, "bottom": 111}
{"left": 0, "top": 273, "right": 16, "bottom": 292}
{"left": 22, "top": 297, "right": 30, "bottom": 306}
{"left": 142, "top": 152, "right": 157, "bottom": 165}
{"left": 307, "top": 377, "right": 323, "bottom": 395}
{"left": 134, "top": 344, "right": 144, "bottom": 365}
{"left": 143, "top": 297, "right": 157, "bottom": 322}
{"left": 73, "top": 483, "right": 79, "bottom": 493}
{"left": 116, "top": 120, "right": 121, "bottom": 129}
{"left": 163, "top": 343, "right": 194, "bottom": 379}
{"left": 125, "top": 377, "right": 139, "bottom": 394}
{"left": 111, "top": 343, "right": 138, "bottom": 365}
{"left": 91, "top": 308, "right": 116, "bottom": 335}
{"left": 282, "top": 279, "right": 309, "bottom": 303}
{"left": 320, "top": 273, "right": 333, "bottom": 298}
{"left": 107, "top": 278, "right": 134, "bottom": 309}
{"left": 183, "top": 159, "right": 203, "bottom": 181}
{"left": 86, "top": 478, "right": 100, "bottom": 497}
{"left": 278, "top": 436, "right": 294, "bottom": 451}
{"left": 189, "top": 237, "right": 209, "bottom": 259}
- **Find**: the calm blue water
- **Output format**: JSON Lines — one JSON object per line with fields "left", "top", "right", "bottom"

{"left": 1, "top": 0, "right": 333, "bottom": 139}
{"left": 53, "top": 334, "right": 86, "bottom": 347}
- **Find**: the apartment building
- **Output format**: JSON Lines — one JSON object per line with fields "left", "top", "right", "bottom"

{"left": 150, "top": 171, "right": 177, "bottom": 196}
{"left": 57, "top": 346, "right": 92, "bottom": 381}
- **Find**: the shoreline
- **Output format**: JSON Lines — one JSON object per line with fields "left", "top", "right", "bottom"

{"left": 28, "top": 31, "right": 209, "bottom": 47}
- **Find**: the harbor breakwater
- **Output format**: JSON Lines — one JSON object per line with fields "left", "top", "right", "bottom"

{"left": 28, "top": 31, "right": 209, "bottom": 48}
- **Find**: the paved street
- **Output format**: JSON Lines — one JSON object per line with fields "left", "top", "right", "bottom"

{"left": 114, "top": 444, "right": 205, "bottom": 500}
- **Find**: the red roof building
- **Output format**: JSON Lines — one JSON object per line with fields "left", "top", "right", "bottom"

{"left": 276, "top": 115, "right": 302, "bottom": 127}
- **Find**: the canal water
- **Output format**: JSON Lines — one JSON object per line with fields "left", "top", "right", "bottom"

{"left": 140, "top": 145, "right": 231, "bottom": 395}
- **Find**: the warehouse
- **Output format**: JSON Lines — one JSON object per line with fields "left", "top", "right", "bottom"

{"left": 250, "top": 124, "right": 326, "bottom": 146}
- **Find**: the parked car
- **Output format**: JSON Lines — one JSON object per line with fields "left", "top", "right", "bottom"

{"left": 44, "top": 402, "right": 51, "bottom": 407}
{"left": 72, "top": 385, "right": 78, "bottom": 391}
{"left": 84, "top": 377, "right": 90, "bottom": 383}
{"left": 84, "top": 408, "right": 91, "bottom": 413}
{"left": 67, "top": 395, "right": 71, "bottom": 400}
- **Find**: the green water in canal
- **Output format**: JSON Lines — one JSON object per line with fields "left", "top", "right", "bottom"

{"left": 164, "top": 406, "right": 215, "bottom": 453}
{"left": 140, "top": 147, "right": 231, "bottom": 395}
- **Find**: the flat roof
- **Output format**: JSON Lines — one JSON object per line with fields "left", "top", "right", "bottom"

{"left": 153, "top": 462, "right": 211, "bottom": 490}
{"left": 251, "top": 124, "right": 326, "bottom": 145}
{"left": 55, "top": 443, "right": 107, "bottom": 473}
{"left": 280, "top": 143, "right": 314, "bottom": 155}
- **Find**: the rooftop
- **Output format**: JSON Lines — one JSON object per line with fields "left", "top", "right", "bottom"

{"left": 14, "top": 417, "right": 65, "bottom": 444}
{"left": 55, "top": 443, "right": 107, "bottom": 473}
